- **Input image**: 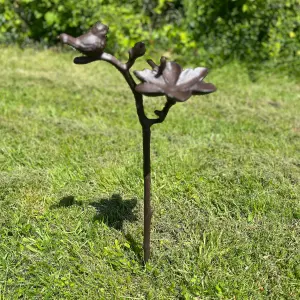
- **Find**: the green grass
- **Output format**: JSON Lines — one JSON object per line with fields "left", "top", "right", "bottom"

{"left": 0, "top": 46, "right": 299, "bottom": 299}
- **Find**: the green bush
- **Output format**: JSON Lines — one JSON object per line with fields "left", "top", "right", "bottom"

{"left": 0, "top": 0, "right": 150, "bottom": 51}
{"left": 181, "top": 0, "right": 300, "bottom": 65}
{"left": 0, "top": 0, "right": 299, "bottom": 68}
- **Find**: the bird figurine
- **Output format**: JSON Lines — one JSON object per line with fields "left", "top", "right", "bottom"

{"left": 59, "top": 22, "right": 108, "bottom": 57}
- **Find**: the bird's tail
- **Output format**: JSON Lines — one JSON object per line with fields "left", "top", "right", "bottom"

{"left": 58, "top": 34, "right": 80, "bottom": 49}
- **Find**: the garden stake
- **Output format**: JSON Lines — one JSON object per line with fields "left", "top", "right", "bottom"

{"left": 59, "top": 22, "right": 216, "bottom": 263}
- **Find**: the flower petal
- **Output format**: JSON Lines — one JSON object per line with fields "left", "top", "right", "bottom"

{"left": 133, "top": 69, "right": 165, "bottom": 86}
{"left": 162, "top": 62, "right": 182, "bottom": 86}
{"left": 191, "top": 81, "right": 217, "bottom": 95}
{"left": 176, "top": 67, "right": 208, "bottom": 88}
{"left": 167, "top": 90, "right": 192, "bottom": 102}
{"left": 135, "top": 83, "right": 165, "bottom": 96}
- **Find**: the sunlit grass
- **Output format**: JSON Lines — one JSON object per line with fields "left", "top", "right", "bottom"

{"left": 0, "top": 46, "right": 299, "bottom": 299}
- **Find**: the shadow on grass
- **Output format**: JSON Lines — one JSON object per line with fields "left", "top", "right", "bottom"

{"left": 90, "top": 195, "right": 143, "bottom": 261}
{"left": 51, "top": 195, "right": 82, "bottom": 208}
{"left": 51, "top": 194, "right": 142, "bottom": 260}
{"left": 51, "top": 194, "right": 137, "bottom": 231}
{"left": 90, "top": 194, "right": 137, "bottom": 230}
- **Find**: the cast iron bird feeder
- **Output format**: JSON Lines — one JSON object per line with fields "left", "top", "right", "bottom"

{"left": 59, "top": 22, "right": 216, "bottom": 263}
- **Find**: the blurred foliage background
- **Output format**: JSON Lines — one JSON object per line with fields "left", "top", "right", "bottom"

{"left": 0, "top": 0, "right": 299, "bottom": 73}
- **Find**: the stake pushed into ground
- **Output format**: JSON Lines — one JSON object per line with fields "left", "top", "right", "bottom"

{"left": 59, "top": 22, "right": 216, "bottom": 263}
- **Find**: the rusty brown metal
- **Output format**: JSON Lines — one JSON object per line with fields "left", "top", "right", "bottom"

{"left": 134, "top": 58, "right": 216, "bottom": 102}
{"left": 59, "top": 22, "right": 108, "bottom": 57}
{"left": 59, "top": 21, "right": 216, "bottom": 264}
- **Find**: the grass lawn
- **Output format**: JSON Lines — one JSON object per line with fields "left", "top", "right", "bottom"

{"left": 0, "top": 46, "right": 299, "bottom": 299}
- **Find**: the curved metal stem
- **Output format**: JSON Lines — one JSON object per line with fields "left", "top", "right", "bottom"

{"left": 74, "top": 51, "right": 175, "bottom": 264}
{"left": 152, "top": 98, "right": 176, "bottom": 125}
